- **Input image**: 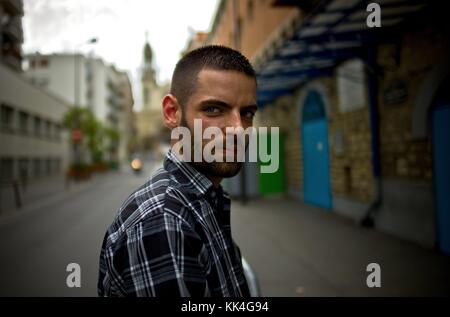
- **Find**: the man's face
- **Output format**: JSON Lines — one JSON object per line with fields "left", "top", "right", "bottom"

{"left": 181, "top": 69, "right": 257, "bottom": 179}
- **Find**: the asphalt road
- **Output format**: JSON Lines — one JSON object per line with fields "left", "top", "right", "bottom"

{"left": 1, "top": 162, "right": 449, "bottom": 297}
{"left": 0, "top": 166, "right": 152, "bottom": 296}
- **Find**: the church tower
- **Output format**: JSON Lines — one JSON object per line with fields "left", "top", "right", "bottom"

{"left": 141, "top": 32, "right": 157, "bottom": 111}
{"left": 136, "top": 33, "right": 170, "bottom": 152}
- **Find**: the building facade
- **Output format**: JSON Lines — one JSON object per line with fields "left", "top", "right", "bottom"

{"left": 25, "top": 54, "right": 104, "bottom": 120}
{"left": 182, "top": 31, "right": 209, "bottom": 56}
{"left": 24, "top": 53, "right": 135, "bottom": 164}
{"left": 135, "top": 39, "right": 170, "bottom": 153}
{"left": 0, "top": 0, "right": 70, "bottom": 203}
{"left": 0, "top": 62, "right": 70, "bottom": 187}
{"left": 208, "top": 0, "right": 298, "bottom": 55}
{"left": 110, "top": 66, "right": 135, "bottom": 164}
{"left": 206, "top": 0, "right": 450, "bottom": 253}
{"left": 0, "top": 0, "right": 23, "bottom": 71}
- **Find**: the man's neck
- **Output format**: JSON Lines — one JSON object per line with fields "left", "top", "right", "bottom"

{"left": 207, "top": 176, "right": 223, "bottom": 188}
{"left": 168, "top": 143, "right": 223, "bottom": 188}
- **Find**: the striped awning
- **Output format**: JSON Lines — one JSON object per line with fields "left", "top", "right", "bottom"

{"left": 256, "top": 0, "right": 429, "bottom": 106}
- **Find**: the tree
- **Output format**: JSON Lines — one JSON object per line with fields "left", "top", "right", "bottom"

{"left": 63, "top": 107, "right": 105, "bottom": 164}
{"left": 104, "top": 126, "right": 120, "bottom": 160}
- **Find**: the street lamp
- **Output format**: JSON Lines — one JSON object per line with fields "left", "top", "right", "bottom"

{"left": 72, "top": 38, "right": 98, "bottom": 166}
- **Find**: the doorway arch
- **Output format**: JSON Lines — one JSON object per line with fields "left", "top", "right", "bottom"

{"left": 301, "top": 90, "right": 332, "bottom": 209}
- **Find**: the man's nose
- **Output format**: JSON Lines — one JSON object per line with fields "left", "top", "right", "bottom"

{"left": 226, "top": 110, "right": 244, "bottom": 130}
{"left": 224, "top": 111, "right": 246, "bottom": 147}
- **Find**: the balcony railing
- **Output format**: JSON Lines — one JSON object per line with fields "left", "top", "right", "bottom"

{"left": 1, "top": 0, "right": 24, "bottom": 15}
{"left": 2, "top": 17, "right": 24, "bottom": 42}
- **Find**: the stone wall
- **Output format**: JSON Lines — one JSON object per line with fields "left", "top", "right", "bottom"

{"left": 374, "top": 14, "right": 450, "bottom": 247}
{"left": 377, "top": 18, "right": 449, "bottom": 183}
{"left": 257, "top": 75, "right": 374, "bottom": 206}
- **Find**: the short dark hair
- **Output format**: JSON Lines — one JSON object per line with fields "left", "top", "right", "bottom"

{"left": 170, "top": 45, "right": 256, "bottom": 107}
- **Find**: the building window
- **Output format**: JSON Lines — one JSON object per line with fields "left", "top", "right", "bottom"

{"left": 33, "top": 158, "right": 41, "bottom": 178}
{"left": 54, "top": 158, "right": 61, "bottom": 173}
{"left": 54, "top": 124, "right": 61, "bottom": 141}
{"left": 19, "top": 111, "right": 29, "bottom": 135}
{"left": 18, "top": 158, "right": 29, "bottom": 183}
{"left": 45, "top": 158, "right": 51, "bottom": 175}
{"left": 34, "top": 116, "right": 42, "bottom": 137}
{"left": 0, "top": 158, "right": 14, "bottom": 181}
{"left": 1, "top": 104, "right": 15, "bottom": 133}
{"left": 29, "top": 59, "right": 49, "bottom": 69}
{"left": 40, "top": 59, "right": 49, "bottom": 67}
{"left": 45, "top": 120, "right": 52, "bottom": 139}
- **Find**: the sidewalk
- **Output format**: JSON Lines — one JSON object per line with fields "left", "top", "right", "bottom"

{"left": 0, "top": 176, "right": 66, "bottom": 212}
{"left": 0, "top": 172, "right": 113, "bottom": 225}
{"left": 0, "top": 161, "right": 163, "bottom": 226}
{"left": 231, "top": 196, "right": 450, "bottom": 296}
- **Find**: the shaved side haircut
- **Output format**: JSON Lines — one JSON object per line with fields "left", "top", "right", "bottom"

{"left": 170, "top": 45, "right": 256, "bottom": 108}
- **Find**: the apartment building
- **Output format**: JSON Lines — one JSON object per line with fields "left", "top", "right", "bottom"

{"left": 0, "top": 0, "right": 23, "bottom": 71}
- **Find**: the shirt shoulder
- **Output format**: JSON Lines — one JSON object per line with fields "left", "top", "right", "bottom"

{"left": 103, "top": 166, "right": 199, "bottom": 249}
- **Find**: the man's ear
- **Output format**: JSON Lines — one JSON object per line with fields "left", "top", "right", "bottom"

{"left": 162, "top": 94, "right": 182, "bottom": 129}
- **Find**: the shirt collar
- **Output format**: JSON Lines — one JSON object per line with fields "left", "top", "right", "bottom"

{"left": 164, "top": 150, "right": 216, "bottom": 197}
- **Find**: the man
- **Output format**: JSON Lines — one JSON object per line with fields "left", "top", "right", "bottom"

{"left": 98, "top": 45, "right": 258, "bottom": 297}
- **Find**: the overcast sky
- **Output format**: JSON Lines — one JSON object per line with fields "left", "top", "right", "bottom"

{"left": 22, "top": 0, "right": 219, "bottom": 109}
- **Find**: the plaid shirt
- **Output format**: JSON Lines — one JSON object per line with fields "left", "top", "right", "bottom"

{"left": 98, "top": 150, "right": 250, "bottom": 297}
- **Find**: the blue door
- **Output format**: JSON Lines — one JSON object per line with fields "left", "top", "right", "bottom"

{"left": 432, "top": 104, "right": 450, "bottom": 254}
{"left": 302, "top": 91, "right": 332, "bottom": 209}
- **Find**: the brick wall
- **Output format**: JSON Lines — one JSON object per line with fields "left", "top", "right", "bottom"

{"left": 377, "top": 16, "right": 449, "bottom": 183}
{"left": 257, "top": 76, "right": 375, "bottom": 204}
{"left": 318, "top": 76, "right": 373, "bottom": 204}
{"left": 257, "top": 12, "right": 449, "bottom": 204}
{"left": 209, "top": 0, "right": 296, "bottom": 59}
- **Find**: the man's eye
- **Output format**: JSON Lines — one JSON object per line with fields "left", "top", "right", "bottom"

{"left": 242, "top": 110, "right": 255, "bottom": 119}
{"left": 205, "top": 106, "right": 221, "bottom": 114}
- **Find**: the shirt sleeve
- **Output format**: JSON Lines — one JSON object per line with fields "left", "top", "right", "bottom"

{"left": 99, "top": 212, "right": 210, "bottom": 297}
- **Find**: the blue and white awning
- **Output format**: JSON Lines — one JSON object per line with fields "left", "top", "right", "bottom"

{"left": 256, "top": 0, "right": 429, "bottom": 106}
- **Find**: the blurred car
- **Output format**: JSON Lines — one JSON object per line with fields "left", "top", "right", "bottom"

{"left": 130, "top": 158, "right": 143, "bottom": 174}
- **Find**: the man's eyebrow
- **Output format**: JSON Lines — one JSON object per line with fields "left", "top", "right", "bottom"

{"left": 198, "top": 99, "right": 231, "bottom": 108}
{"left": 241, "top": 104, "right": 258, "bottom": 112}
{"left": 199, "top": 99, "right": 258, "bottom": 111}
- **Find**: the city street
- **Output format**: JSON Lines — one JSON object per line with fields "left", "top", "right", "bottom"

{"left": 1, "top": 0, "right": 448, "bottom": 300}
{"left": 232, "top": 199, "right": 450, "bottom": 296}
{"left": 0, "top": 163, "right": 449, "bottom": 297}
{"left": 0, "top": 165, "right": 154, "bottom": 296}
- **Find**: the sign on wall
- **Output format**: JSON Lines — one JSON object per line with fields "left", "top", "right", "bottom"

{"left": 337, "top": 59, "right": 367, "bottom": 113}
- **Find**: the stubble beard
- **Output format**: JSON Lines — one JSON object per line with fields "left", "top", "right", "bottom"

{"left": 180, "top": 116, "right": 243, "bottom": 178}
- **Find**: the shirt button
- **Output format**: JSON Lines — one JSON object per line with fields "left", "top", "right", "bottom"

{"left": 211, "top": 191, "right": 216, "bottom": 198}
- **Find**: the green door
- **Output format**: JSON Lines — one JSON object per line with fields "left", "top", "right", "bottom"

{"left": 259, "top": 131, "right": 285, "bottom": 195}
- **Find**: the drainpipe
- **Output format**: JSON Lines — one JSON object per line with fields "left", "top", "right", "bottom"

{"left": 360, "top": 40, "right": 382, "bottom": 227}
